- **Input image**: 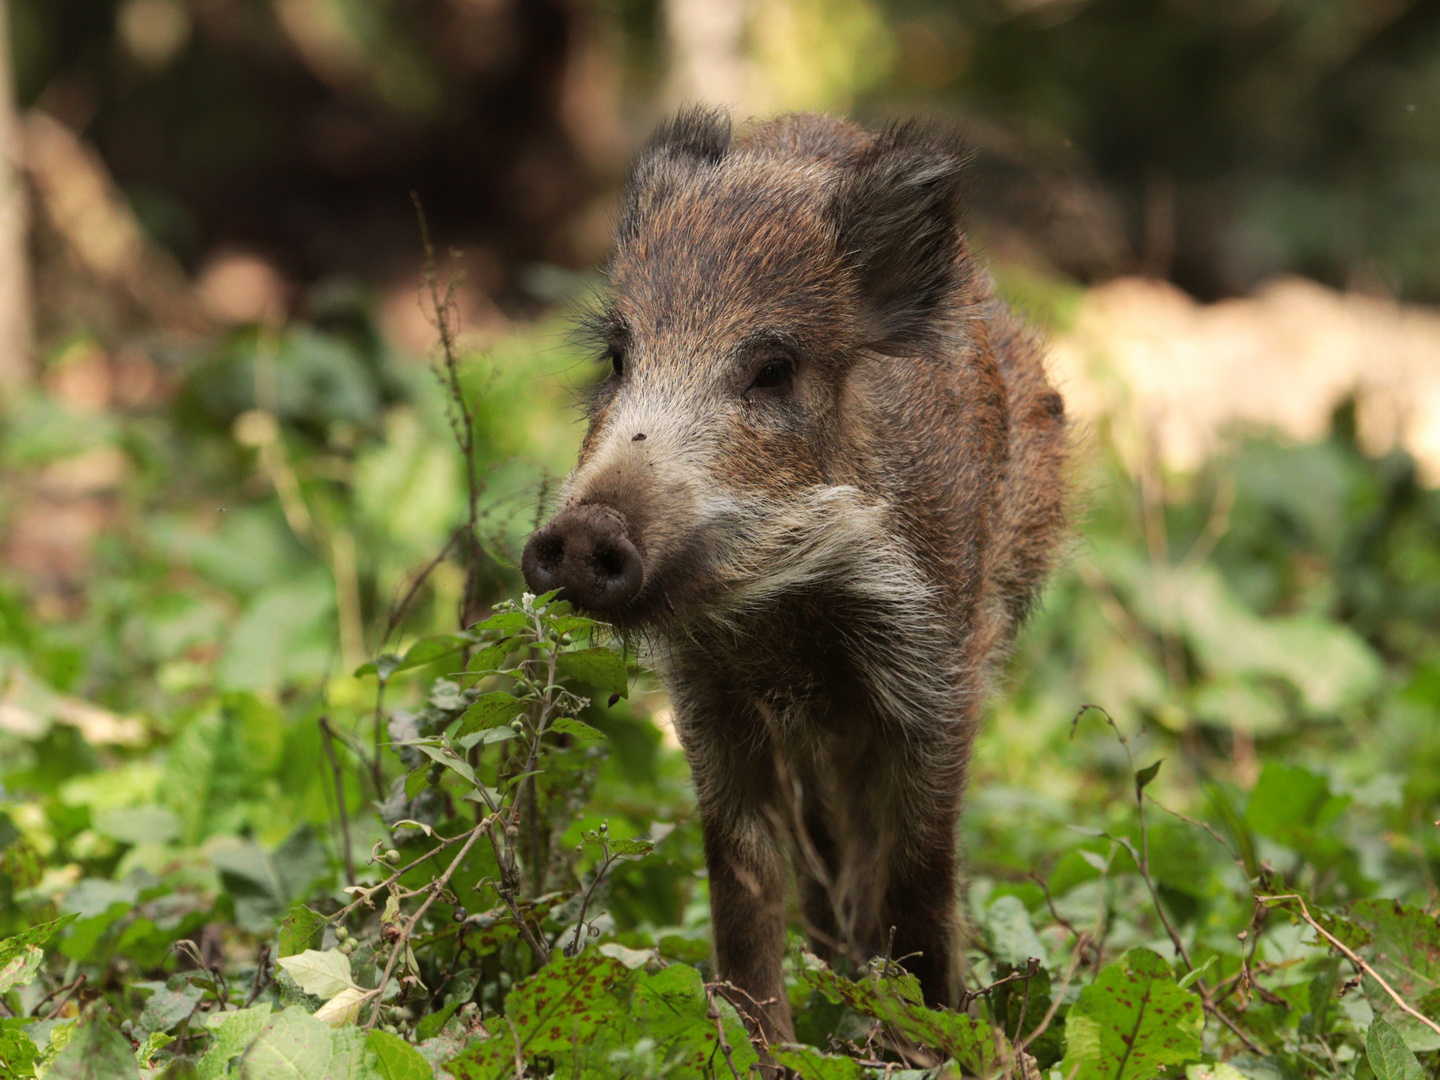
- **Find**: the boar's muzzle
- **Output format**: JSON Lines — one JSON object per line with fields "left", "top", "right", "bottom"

{"left": 521, "top": 504, "right": 644, "bottom": 614}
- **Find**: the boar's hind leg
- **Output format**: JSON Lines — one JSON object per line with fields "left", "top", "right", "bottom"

{"left": 682, "top": 716, "right": 794, "bottom": 1046}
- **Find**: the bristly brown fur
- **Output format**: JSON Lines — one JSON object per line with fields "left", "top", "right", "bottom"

{"left": 524, "top": 108, "right": 1068, "bottom": 1058}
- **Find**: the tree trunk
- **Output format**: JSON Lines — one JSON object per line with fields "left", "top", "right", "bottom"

{"left": 0, "top": 0, "right": 31, "bottom": 408}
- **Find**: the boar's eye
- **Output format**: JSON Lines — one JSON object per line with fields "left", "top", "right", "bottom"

{"left": 747, "top": 357, "right": 793, "bottom": 396}
{"left": 607, "top": 347, "right": 625, "bottom": 377}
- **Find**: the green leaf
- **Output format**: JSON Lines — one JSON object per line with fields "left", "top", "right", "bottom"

{"left": 1177, "top": 955, "right": 1217, "bottom": 990}
{"left": 608, "top": 836, "right": 656, "bottom": 859}
{"left": 238, "top": 1007, "right": 379, "bottom": 1080}
{"left": 446, "top": 951, "right": 637, "bottom": 1078}
{"left": 367, "top": 1029, "right": 433, "bottom": 1080}
{"left": 196, "top": 1004, "right": 274, "bottom": 1080}
{"left": 1350, "top": 899, "right": 1440, "bottom": 1052}
{"left": 548, "top": 614, "right": 603, "bottom": 637}
{"left": 404, "top": 766, "right": 432, "bottom": 800}
{"left": 800, "top": 964, "right": 998, "bottom": 1074}
{"left": 0, "top": 1026, "right": 39, "bottom": 1078}
{"left": 1205, "top": 783, "right": 1259, "bottom": 879}
{"left": 1244, "top": 762, "right": 1338, "bottom": 846}
{"left": 396, "top": 635, "right": 471, "bottom": 674}
{"left": 355, "top": 653, "right": 403, "bottom": 680}
{"left": 772, "top": 1045, "right": 868, "bottom": 1078}
{"left": 0, "top": 913, "right": 79, "bottom": 970}
{"left": 211, "top": 826, "right": 332, "bottom": 935}
{"left": 135, "top": 1030, "right": 174, "bottom": 1067}
{"left": 456, "top": 692, "right": 526, "bottom": 736}
{"left": 460, "top": 641, "right": 514, "bottom": 684}
{"left": 92, "top": 805, "right": 181, "bottom": 846}
{"left": 275, "top": 949, "right": 356, "bottom": 998}
{"left": 629, "top": 963, "right": 751, "bottom": 1070}
{"left": 137, "top": 984, "right": 204, "bottom": 1035}
{"left": 0, "top": 946, "right": 42, "bottom": 994}
{"left": 549, "top": 717, "right": 606, "bottom": 743}
{"left": 555, "top": 647, "right": 628, "bottom": 699}
{"left": 985, "top": 895, "right": 1047, "bottom": 969}
{"left": 278, "top": 904, "right": 327, "bottom": 958}
{"left": 1060, "top": 947, "right": 1203, "bottom": 1080}
{"left": 1135, "top": 758, "right": 1163, "bottom": 796}
{"left": 406, "top": 743, "right": 479, "bottom": 787}
{"left": 45, "top": 1013, "right": 140, "bottom": 1080}
{"left": 1368, "top": 1017, "right": 1425, "bottom": 1080}
{"left": 470, "top": 611, "right": 531, "bottom": 634}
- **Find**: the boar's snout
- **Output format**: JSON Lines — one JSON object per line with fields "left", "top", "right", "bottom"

{"left": 521, "top": 504, "right": 643, "bottom": 614}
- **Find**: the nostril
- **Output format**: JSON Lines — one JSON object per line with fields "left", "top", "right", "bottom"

{"left": 592, "top": 542, "right": 627, "bottom": 580}
{"left": 534, "top": 534, "right": 564, "bottom": 571}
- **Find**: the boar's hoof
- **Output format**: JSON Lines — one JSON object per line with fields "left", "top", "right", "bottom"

{"left": 521, "top": 504, "right": 643, "bottom": 613}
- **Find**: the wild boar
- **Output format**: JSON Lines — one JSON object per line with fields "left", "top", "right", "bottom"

{"left": 521, "top": 107, "right": 1066, "bottom": 1045}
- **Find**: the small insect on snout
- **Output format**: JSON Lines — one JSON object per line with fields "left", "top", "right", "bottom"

{"left": 632, "top": 432, "right": 647, "bottom": 442}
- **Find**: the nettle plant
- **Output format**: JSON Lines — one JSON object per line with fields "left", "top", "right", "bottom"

{"left": 345, "top": 590, "right": 651, "bottom": 1004}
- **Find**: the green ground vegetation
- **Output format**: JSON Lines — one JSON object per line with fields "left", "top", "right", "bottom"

{"left": 1, "top": 274, "right": 1439, "bottom": 1078}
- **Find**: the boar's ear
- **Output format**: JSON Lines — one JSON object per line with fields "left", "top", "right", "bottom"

{"left": 645, "top": 105, "right": 732, "bottom": 166}
{"left": 618, "top": 107, "right": 731, "bottom": 243}
{"left": 830, "top": 124, "right": 970, "bottom": 354}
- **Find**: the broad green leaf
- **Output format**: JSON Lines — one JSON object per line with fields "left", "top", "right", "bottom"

{"left": 456, "top": 692, "right": 526, "bottom": 736}
{"left": 367, "top": 1029, "right": 434, "bottom": 1080}
{"left": 1205, "top": 783, "right": 1259, "bottom": 879}
{"left": 396, "top": 635, "right": 471, "bottom": 674}
{"left": 548, "top": 614, "right": 603, "bottom": 637}
{"left": 1244, "top": 763, "right": 1339, "bottom": 845}
{"left": 0, "top": 946, "right": 41, "bottom": 994}
{"left": 314, "top": 985, "right": 378, "bottom": 1026}
{"left": 607, "top": 836, "right": 655, "bottom": 859}
{"left": 137, "top": 983, "right": 204, "bottom": 1035}
{"left": 1350, "top": 900, "right": 1440, "bottom": 1052}
{"left": 404, "top": 765, "right": 432, "bottom": 800}
{"left": 210, "top": 826, "right": 331, "bottom": 935}
{"left": 45, "top": 1014, "right": 139, "bottom": 1080}
{"left": 1185, "top": 1066, "right": 1250, "bottom": 1080}
{"left": 446, "top": 951, "right": 635, "bottom": 1078}
{"left": 549, "top": 717, "right": 606, "bottom": 742}
{"left": 275, "top": 949, "right": 356, "bottom": 999}
{"left": 555, "top": 647, "right": 628, "bottom": 698}
{"left": 92, "top": 805, "right": 181, "bottom": 845}
{"left": 1367, "top": 1017, "right": 1425, "bottom": 1080}
{"left": 278, "top": 904, "right": 327, "bottom": 958}
{"left": 197, "top": 1004, "right": 273, "bottom": 1080}
{"left": 772, "top": 1045, "right": 867, "bottom": 1078}
{"left": 407, "top": 743, "right": 479, "bottom": 787}
{"left": 628, "top": 963, "right": 744, "bottom": 1069}
{"left": 985, "top": 895, "right": 1047, "bottom": 969}
{"left": 135, "top": 1030, "right": 174, "bottom": 1067}
{"left": 801, "top": 965, "right": 998, "bottom": 1074}
{"left": 598, "top": 942, "right": 653, "bottom": 969}
{"left": 460, "top": 641, "right": 514, "bottom": 684}
{"left": 0, "top": 913, "right": 79, "bottom": 969}
{"left": 470, "top": 611, "right": 531, "bottom": 634}
{"left": 0, "top": 1026, "right": 39, "bottom": 1078}
{"left": 239, "top": 1007, "right": 379, "bottom": 1080}
{"left": 355, "top": 653, "right": 403, "bottom": 680}
{"left": 1060, "top": 947, "right": 1203, "bottom": 1080}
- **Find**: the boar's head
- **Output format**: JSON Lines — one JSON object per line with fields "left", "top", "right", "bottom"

{"left": 522, "top": 108, "right": 971, "bottom": 628}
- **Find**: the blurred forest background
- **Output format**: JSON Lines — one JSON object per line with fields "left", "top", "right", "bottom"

{"left": 2, "top": 1, "right": 1440, "bottom": 1077}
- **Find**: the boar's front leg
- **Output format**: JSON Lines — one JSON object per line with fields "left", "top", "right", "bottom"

{"left": 675, "top": 699, "right": 793, "bottom": 1048}
{"left": 879, "top": 750, "right": 965, "bottom": 1009}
